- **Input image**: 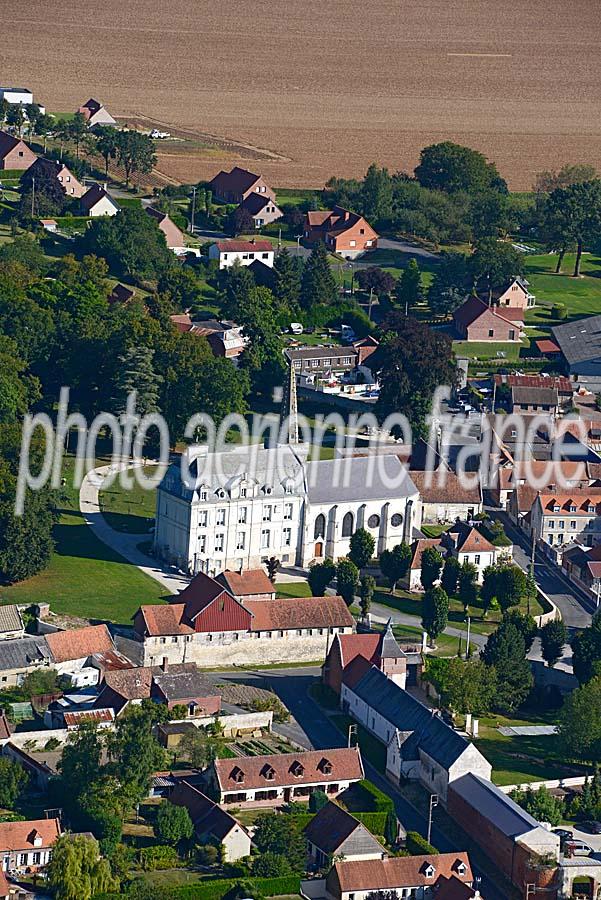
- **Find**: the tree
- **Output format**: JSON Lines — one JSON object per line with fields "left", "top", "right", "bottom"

{"left": 78, "top": 207, "right": 173, "bottom": 279}
{"left": 440, "top": 556, "right": 460, "bottom": 597}
{"left": 228, "top": 205, "right": 255, "bottom": 236}
{"left": 541, "top": 180, "right": 601, "bottom": 277}
{"left": 558, "top": 676, "right": 601, "bottom": 762}
{"left": 273, "top": 247, "right": 301, "bottom": 315}
{"left": 361, "top": 164, "right": 393, "bottom": 222}
{"left": 337, "top": 557, "right": 360, "bottom": 606}
{"left": 458, "top": 561, "right": 478, "bottom": 612}
{"left": 509, "top": 785, "right": 564, "bottom": 826}
{"left": 177, "top": 727, "right": 218, "bottom": 769}
{"left": 422, "top": 586, "right": 449, "bottom": 645}
{"left": 349, "top": 528, "right": 375, "bottom": 569}
{"left": 359, "top": 574, "right": 376, "bottom": 618}
{"left": 113, "top": 346, "right": 162, "bottom": 417}
{"left": 0, "top": 758, "right": 28, "bottom": 809}
{"left": 541, "top": 619, "right": 567, "bottom": 668}
{"left": 20, "top": 160, "right": 69, "bottom": 217}
{"left": 108, "top": 706, "right": 167, "bottom": 807}
{"left": 494, "top": 564, "right": 527, "bottom": 612}
{"left": 308, "top": 558, "right": 336, "bottom": 596}
{"left": 253, "top": 851, "right": 292, "bottom": 877}
{"left": 443, "top": 657, "right": 496, "bottom": 715}
{"left": 47, "top": 834, "right": 115, "bottom": 900}
{"left": 420, "top": 546, "right": 443, "bottom": 590}
{"left": 415, "top": 141, "right": 506, "bottom": 194}
{"left": 20, "top": 668, "right": 62, "bottom": 698}
{"left": 155, "top": 802, "right": 194, "bottom": 845}
{"left": 93, "top": 125, "right": 119, "bottom": 177}
{"left": 355, "top": 266, "right": 396, "bottom": 297}
{"left": 503, "top": 609, "right": 538, "bottom": 653}
{"left": 235, "top": 285, "right": 286, "bottom": 394}
{"left": 253, "top": 813, "right": 306, "bottom": 873}
{"left": 309, "top": 789, "right": 329, "bottom": 812}
{"left": 534, "top": 164, "right": 598, "bottom": 194}
{"left": 6, "top": 103, "right": 25, "bottom": 137}
{"left": 572, "top": 611, "right": 601, "bottom": 685}
{"left": 301, "top": 242, "right": 337, "bottom": 309}
{"left": 115, "top": 130, "right": 157, "bottom": 187}
{"left": 395, "top": 259, "right": 424, "bottom": 314}
{"left": 68, "top": 112, "right": 88, "bottom": 158}
{"left": 469, "top": 238, "right": 525, "bottom": 300}
{"left": 379, "top": 543, "right": 411, "bottom": 592}
{"left": 481, "top": 622, "right": 533, "bottom": 712}
{"left": 266, "top": 557, "right": 280, "bottom": 583}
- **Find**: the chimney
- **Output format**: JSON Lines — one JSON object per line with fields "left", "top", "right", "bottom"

{"left": 161, "top": 657, "right": 169, "bottom": 672}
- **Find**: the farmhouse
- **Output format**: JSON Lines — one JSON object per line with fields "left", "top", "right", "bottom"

{"left": 0, "top": 131, "right": 36, "bottom": 171}
{"left": 25, "top": 157, "right": 86, "bottom": 198}
{"left": 304, "top": 206, "right": 378, "bottom": 258}
{"left": 511, "top": 385, "right": 559, "bottom": 416}
{"left": 325, "top": 852, "right": 476, "bottom": 900}
{"left": 493, "top": 373, "right": 573, "bottom": 407}
{"left": 80, "top": 183, "right": 120, "bottom": 216}
{"left": 0, "top": 606, "right": 24, "bottom": 641}
{"left": 239, "top": 192, "right": 282, "bottom": 227}
{"left": 0, "top": 818, "right": 61, "bottom": 875}
{"left": 453, "top": 296, "right": 523, "bottom": 342}
{"left": 208, "top": 166, "right": 275, "bottom": 204}
{"left": 77, "top": 98, "right": 117, "bottom": 127}
{"left": 304, "top": 801, "right": 388, "bottom": 869}
{"left": 133, "top": 570, "right": 354, "bottom": 667}
{"left": 0, "top": 636, "right": 52, "bottom": 687}
{"left": 340, "top": 665, "right": 492, "bottom": 802}
{"left": 208, "top": 239, "right": 274, "bottom": 270}
{"left": 146, "top": 205, "right": 186, "bottom": 249}
{"left": 207, "top": 746, "right": 364, "bottom": 808}
{"left": 409, "top": 471, "right": 482, "bottom": 525}
{"left": 94, "top": 660, "right": 222, "bottom": 716}
{"left": 169, "top": 780, "right": 251, "bottom": 861}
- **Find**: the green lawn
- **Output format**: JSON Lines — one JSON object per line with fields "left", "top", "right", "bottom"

{"left": 99, "top": 465, "right": 157, "bottom": 534}
{"left": 330, "top": 713, "right": 387, "bottom": 772}
{"left": 524, "top": 251, "right": 601, "bottom": 321}
{"left": 452, "top": 340, "right": 524, "bottom": 362}
{"left": 276, "top": 581, "right": 312, "bottom": 599}
{"left": 475, "top": 720, "right": 586, "bottom": 786}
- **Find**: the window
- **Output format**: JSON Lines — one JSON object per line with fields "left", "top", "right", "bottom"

{"left": 33, "top": 852, "right": 41, "bottom": 865}
{"left": 391, "top": 513, "right": 403, "bottom": 527}
{"left": 240, "top": 487, "right": 247, "bottom": 498}
{"left": 571, "top": 520, "right": 577, "bottom": 529}
{"left": 199, "top": 535, "right": 206, "bottom": 553}
{"left": 548, "top": 520, "right": 555, "bottom": 530}
{"left": 199, "top": 511, "right": 208, "bottom": 527}
{"left": 349, "top": 240, "right": 356, "bottom": 247}
{"left": 314, "top": 514, "right": 326, "bottom": 538}
{"left": 569, "top": 505, "right": 577, "bottom": 513}
{"left": 216, "top": 508, "right": 226, "bottom": 525}
{"left": 236, "top": 532, "right": 245, "bottom": 550}
{"left": 559, "top": 520, "right": 565, "bottom": 529}
{"left": 238, "top": 507, "right": 247, "bottom": 524}
{"left": 19, "top": 854, "right": 27, "bottom": 865}
{"left": 342, "top": 511, "right": 354, "bottom": 537}
{"left": 368, "top": 514, "right": 380, "bottom": 528}
{"left": 262, "top": 252, "right": 269, "bottom": 259}
{"left": 509, "top": 329, "right": 516, "bottom": 340}
{"left": 215, "top": 534, "right": 225, "bottom": 552}
{"left": 284, "top": 503, "right": 293, "bottom": 520}
{"left": 283, "top": 527, "right": 292, "bottom": 547}
{"left": 488, "top": 329, "right": 494, "bottom": 338}
{"left": 222, "top": 253, "right": 228, "bottom": 261}
{"left": 200, "top": 488, "right": 208, "bottom": 501}
{"left": 261, "top": 529, "right": 270, "bottom": 549}
{"left": 474, "top": 554, "right": 480, "bottom": 565}
{"left": 263, "top": 505, "right": 272, "bottom": 522}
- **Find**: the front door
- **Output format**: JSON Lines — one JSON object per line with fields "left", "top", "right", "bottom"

{"left": 314, "top": 541, "right": 324, "bottom": 558}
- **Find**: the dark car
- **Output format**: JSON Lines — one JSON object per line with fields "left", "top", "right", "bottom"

{"left": 579, "top": 820, "right": 601, "bottom": 834}
{"left": 553, "top": 828, "right": 572, "bottom": 843}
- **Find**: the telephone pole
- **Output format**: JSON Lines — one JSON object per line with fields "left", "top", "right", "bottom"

{"left": 31, "top": 175, "right": 36, "bottom": 219}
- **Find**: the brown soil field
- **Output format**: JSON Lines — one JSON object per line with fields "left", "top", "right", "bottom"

{"left": 5, "top": 0, "right": 601, "bottom": 190}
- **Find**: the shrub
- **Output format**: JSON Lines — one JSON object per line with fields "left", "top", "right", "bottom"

{"left": 138, "top": 844, "right": 180, "bottom": 871}
{"left": 309, "top": 789, "right": 329, "bottom": 812}
{"left": 165, "top": 875, "right": 302, "bottom": 900}
{"left": 406, "top": 831, "right": 438, "bottom": 856}
{"left": 551, "top": 302, "right": 567, "bottom": 320}
{"left": 197, "top": 844, "right": 219, "bottom": 866}
{"left": 353, "top": 812, "right": 388, "bottom": 834}
{"left": 354, "top": 779, "right": 395, "bottom": 813}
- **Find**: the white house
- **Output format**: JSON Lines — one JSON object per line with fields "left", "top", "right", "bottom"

{"left": 208, "top": 239, "right": 274, "bottom": 270}
{"left": 154, "top": 445, "right": 420, "bottom": 574}
{"left": 340, "top": 665, "right": 492, "bottom": 803}
{"left": 325, "top": 853, "right": 477, "bottom": 900}
{"left": 0, "top": 87, "right": 45, "bottom": 113}
{"left": 80, "top": 184, "right": 120, "bottom": 217}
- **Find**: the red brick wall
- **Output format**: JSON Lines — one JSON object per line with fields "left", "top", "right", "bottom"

{"left": 463, "top": 308, "right": 519, "bottom": 341}
{"left": 2, "top": 141, "right": 37, "bottom": 170}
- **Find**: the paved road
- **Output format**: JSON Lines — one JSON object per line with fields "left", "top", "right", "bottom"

{"left": 369, "top": 602, "right": 487, "bottom": 650}
{"left": 214, "top": 667, "right": 504, "bottom": 900}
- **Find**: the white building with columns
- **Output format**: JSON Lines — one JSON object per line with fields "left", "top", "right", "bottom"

{"left": 154, "top": 445, "right": 420, "bottom": 575}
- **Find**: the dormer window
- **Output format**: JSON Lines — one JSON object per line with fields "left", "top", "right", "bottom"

{"left": 200, "top": 488, "right": 208, "bottom": 501}
{"left": 264, "top": 485, "right": 273, "bottom": 495}
{"left": 290, "top": 760, "right": 305, "bottom": 777}
{"left": 261, "top": 764, "right": 276, "bottom": 781}
{"left": 216, "top": 489, "right": 226, "bottom": 499}
{"left": 589, "top": 505, "right": 596, "bottom": 514}
{"left": 553, "top": 505, "right": 560, "bottom": 513}
{"left": 231, "top": 766, "right": 245, "bottom": 784}
{"left": 318, "top": 757, "right": 332, "bottom": 774}
{"left": 422, "top": 863, "right": 436, "bottom": 879}
{"left": 569, "top": 505, "right": 576, "bottom": 513}
{"left": 28, "top": 830, "right": 43, "bottom": 848}
{"left": 454, "top": 861, "right": 467, "bottom": 876}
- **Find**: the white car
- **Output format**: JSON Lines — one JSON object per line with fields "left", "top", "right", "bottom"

{"left": 290, "top": 322, "right": 303, "bottom": 335}
{"left": 564, "top": 839, "right": 593, "bottom": 857}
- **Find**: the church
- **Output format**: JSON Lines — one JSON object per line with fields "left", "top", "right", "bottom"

{"left": 153, "top": 444, "right": 420, "bottom": 575}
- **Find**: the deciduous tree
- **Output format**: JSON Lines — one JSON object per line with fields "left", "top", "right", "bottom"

{"left": 379, "top": 543, "right": 411, "bottom": 592}
{"left": 541, "top": 619, "right": 567, "bottom": 668}
{"left": 422, "top": 586, "right": 449, "bottom": 645}
{"left": 349, "top": 528, "right": 375, "bottom": 569}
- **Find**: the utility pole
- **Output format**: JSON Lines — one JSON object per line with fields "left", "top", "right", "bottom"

{"left": 368, "top": 287, "right": 374, "bottom": 320}
{"left": 189, "top": 185, "right": 196, "bottom": 234}
{"left": 31, "top": 175, "right": 35, "bottom": 219}
{"left": 427, "top": 794, "right": 438, "bottom": 845}
{"left": 465, "top": 616, "right": 471, "bottom": 659}
{"left": 525, "top": 884, "right": 536, "bottom": 899}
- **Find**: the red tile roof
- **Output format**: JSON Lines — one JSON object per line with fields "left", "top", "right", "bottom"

{"left": 452, "top": 525, "right": 495, "bottom": 554}
{"left": 410, "top": 538, "right": 443, "bottom": 570}
{"left": 216, "top": 568, "right": 275, "bottom": 597}
{"left": 337, "top": 633, "right": 381, "bottom": 668}
{"left": 539, "top": 490, "right": 601, "bottom": 515}
{"left": 535, "top": 339, "right": 561, "bottom": 355}
{"left": 0, "top": 868, "right": 9, "bottom": 897}
{"left": 454, "top": 295, "right": 524, "bottom": 329}
{"left": 176, "top": 571, "right": 232, "bottom": 620}
{"left": 410, "top": 471, "right": 481, "bottom": 505}
{"left": 215, "top": 240, "right": 273, "bottom": 253}
{"left": 137, "top": 603, "right": 192, "bottom": 636}
{"left": 0, "top": 818, "right": 61, "bottom": 852}
{"left": 63, "top": 708, "right": 114, "bottom": 727}
{"left": 170, "top": 313, "right": 193, "bottom": 333}
{"left": 45, "top": 624, "right": 113, "bottom": 663}
{"left": 327, "top": 852, "right": 473, "bottom": 894}
{"left": 214, "top": 746, "right": 364, "bottom": 792}
{"left": 246, "top": 595, "right": 354, "bottom": 631}
{"left": 494, "top": 373, "right": 571, "bottom": 392}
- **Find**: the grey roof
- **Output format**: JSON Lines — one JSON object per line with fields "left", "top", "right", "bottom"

{"left": 0, "top": 636, "right": 51, "bottom": 672}
{"left": 285, "top": 346, "right": 357, "bottom": 363}
{"left": 449, "top": 773, "right": 542, "bottom": 838}
{"left": 304, "top": 801, "right": 387, "bottom": 856}
{"left": 152, "top": 669, "right": 221, "bottom": 702}
{"left": 552, "top": 315, "right": 601, "bottom": 366}
{"left": 349, "top": 666, "right": 473, "bottom": 770}
{"left": 306, "top": 455, "right": 418, "bottom": 505}
{"left": 511, "top": 386, "right": 558, "bottom": 407}
{"left": 0, "top": 604, "right": 23, "bottom": 635}
{"left": 380, "top": 622, "right": 405, "bottom": 660}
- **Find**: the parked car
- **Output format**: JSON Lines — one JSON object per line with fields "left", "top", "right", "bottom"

{"left": 552, "top": 828, "right": 572, "bottom": 842}
{"left": 579, "top": 821, "right": 601, "bottom": 834}
{"left": 564, "top": 839, "right": 593, "bottom": 857}
{"left": 290, "top": 322, "right": 303, "bottom": 335}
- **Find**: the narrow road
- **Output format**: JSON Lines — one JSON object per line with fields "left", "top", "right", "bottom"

{"left": 369, "top": 602, "right": 487, "bottom": 650}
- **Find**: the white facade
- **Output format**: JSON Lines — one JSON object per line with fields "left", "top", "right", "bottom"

{"left": 454, "top": 547, "right": 497, "bottom": 582}
{"left": 208, "top": 243, "right": 274, "bottom": 270}
{"left": 154, "top": 446, "right": 420, "bottom": 574}
{"left": 88, "top": 195, "right": 119, "bottom": 217}
{"left": 0, "top": 87, "right": 45, "bottom": 113}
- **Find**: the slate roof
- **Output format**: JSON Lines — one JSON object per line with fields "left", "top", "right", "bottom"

{"left": 214, "top": 747, "right": 364, "bottom": 792}
{"left": 304, "top": 800, "right": 387, "bottom": 857}
{"left": 552, "top": 314, "right": 601, "bottom": 366}
{"left": 152, "top": 667, "right": 221, "bottom": 702}
{"left": 0, "top": 130, "right": 22, "bottom": 158}
{"left": 0, "top": 636, "right": 51, "bottom": 672}
{"left": 80, "top": 183, "right": 119, "bottom": 212}
{"left": 349, "top": 666, "right": 473, "bottom": 769}
{"left": 209, "top": 166, "right": 262, "bottom": 195}
{"left": 0, "top": 604, "right": 23, "bottom": 635}
{"left": 170, "top": 780, "right": 245, "bottom": 841}
{"left": 246, "top": 595, "right": 354, "bottom": 631}
{"left": 240, "top": 192, "right": 280, "bottom": 215}
{"left": 449, "top": 773, "right": 543, "bottom": 838}
{"left": 305, "top": 455, "right": 417, "bottom": 504}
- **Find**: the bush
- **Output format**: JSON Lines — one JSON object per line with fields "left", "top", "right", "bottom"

{"left": 138, "top": 844, "right": 180, "bottom": 871}
{"left": 197, "top": 844, "right": 220, "bottom": 866}
{"left": 165, "top": 875, "right": 302, "bottom": 900}
{"left": 354, "top": 780, "right": 395, "bottom": 813}
{"left": 406, "top": 831, "right": 438, "bottom": 856}
{"left": 552, "top": 302, "right": 567, "bottom": 320}
{"left": 353, "top": 812, "right": 388, "bottom": 834}
{"left": 309, "top": 789, "right": 329, "bottom": 812}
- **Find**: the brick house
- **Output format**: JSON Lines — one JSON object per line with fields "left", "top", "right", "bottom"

{"left": 239, "top": 192, "right": 282, "bottom": 228}
{"left": 208, "top": 167, "right": 275, "bottom": 204}
{"left": 0, "top": 818, "right": 61, "bottom": 875}
{"left": 325, "top": 852, "right": 476, "bottom": 900}
{"left": 304, "top": 206, "right": 378, "bottom": 258}
{"left": 208, "top": 746, "right": 364, "bottom": 808}
{"left": 0, "top": 132, "right": 37, "bottom": 171}
{"left": 25, "top": 157, "right": 86, "bottom": 198}
{"left": 481, "top": 276, "right": 535, "bottom": 310}
{"left": 322, "top": 625, "right": 408, "bottom": 695}
{"left": 453, "top": 296, "right": 523, "bottom": 342}
{"left": 146, "top": 206, "right": 185, "bottom": 249}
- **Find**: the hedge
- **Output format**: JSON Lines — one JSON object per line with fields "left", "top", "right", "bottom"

{"left": 406, "top": 830, "right": 438, "bottom": 856}
{"left": 354, "top": 811, "right": 388, "bottom": 834}
{"left": 168, "top": 875, "right": 301, "bottom": 899}
{"left": 354, "top": 779, "right": 395, "bottom": 813}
